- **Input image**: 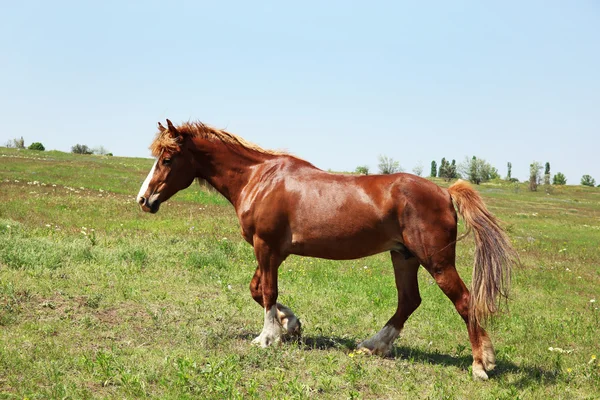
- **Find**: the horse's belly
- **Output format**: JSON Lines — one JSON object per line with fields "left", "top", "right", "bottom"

{"left": 289, "top": 229, "right": 398, "bottom": 260}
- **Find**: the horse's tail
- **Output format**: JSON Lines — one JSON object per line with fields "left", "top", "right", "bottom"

{"left": 448, "top": 180, "right": 518, "bottom": 327}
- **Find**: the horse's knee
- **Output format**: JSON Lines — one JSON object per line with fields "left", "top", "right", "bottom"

{"left": 249, "top": 276, "right": 263, "bottom": 305}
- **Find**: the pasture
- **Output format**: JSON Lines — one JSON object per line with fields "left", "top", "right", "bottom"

{"left": 1, "top": 147, "right": 599, "bottom": 399}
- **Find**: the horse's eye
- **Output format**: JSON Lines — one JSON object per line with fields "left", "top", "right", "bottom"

{"left": 162, "top": 158, "right": 172, "bottom": 166}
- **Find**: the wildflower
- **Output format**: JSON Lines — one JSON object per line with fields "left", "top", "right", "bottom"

{"left": 566, "top": 368, "right": 572, "bottom": 373}
{"left": 227, "top": 285, "right": 232, "bottom": 290}
{"left": 591, "top": 299, "right": 597, "bottom": 303}
{"left": 589, "top": 355, "right": 597, "bottom": 364}
{"left": 45, "top": 224, "right": 51, "bottom": 227}
{"left": 363, "top": 266, "right": 368, "bottom": 269}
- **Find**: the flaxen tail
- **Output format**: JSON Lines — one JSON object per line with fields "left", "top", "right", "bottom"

{"left": 448, "top": 180, "right": 518, "bottom": 327}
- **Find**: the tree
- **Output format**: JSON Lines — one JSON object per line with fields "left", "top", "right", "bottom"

{"left": 12, "top": 137, "right": 25, "bottom": 149}
{"left": 469, "top": 156, "right": 478, "bottom": 183}
{"left": 355, "top": 165, "right": 370, "bottom": 175}
{"left": 529, "top": 162, "right": 542, "bottom": 191}
{"left": 438, "top": 158, "right": 458, "bottom": 181}
{"left": 581, "top": 175, "right": 596, "bottom": 187}
{"left": 378, "top": 155, "right": 402, "bottom": 174}
{"left": 430, "top": 160, "right": 437, "bottom": 178}
{"left": 459, "top": 156, "right": 498, "bottom": 185}
{"left": 93, "top": 146, "right": 111, "bottom": 156}
{"left": 552, "top": 172, "right": 567, "bottom": 185}
{"left": 412, "top": 161, "right": 424, "bottom": 177}
{"left": 544, "top": 162, "right": 551, "bottom": 185}
{"left": 71, "top": 144, "right": 93, "bottom": 155}
{"left": 506, "top": 162, "right": 512, "bottom": 180}
{"left": 28, "top": 142, "right": 45, "bottom": 151}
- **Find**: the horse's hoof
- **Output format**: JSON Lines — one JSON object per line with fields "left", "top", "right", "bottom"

{"left": 472, "top": 363, "right": 489, "bottom": 380}
{"left": 357, "top": 340, "right": 392, "bottom": 357}
{"left": 252, "top": 333, "right": 281, "bottom": 348}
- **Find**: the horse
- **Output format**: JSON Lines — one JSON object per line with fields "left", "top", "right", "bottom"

{"left": 136, "top": 119, "right": 518, "bottom": 380}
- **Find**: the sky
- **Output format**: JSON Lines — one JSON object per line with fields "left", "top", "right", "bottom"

{"left": 1, "top": 1, "right": 598, "bottom": 183}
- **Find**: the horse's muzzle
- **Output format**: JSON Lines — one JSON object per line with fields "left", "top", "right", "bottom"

{"left": 137, "top": 194, "right": 161, "bottom": 214}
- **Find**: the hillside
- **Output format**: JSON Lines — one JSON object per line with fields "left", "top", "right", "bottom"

{"left": 1, "top": 147, "right": 599, "bottom": 398}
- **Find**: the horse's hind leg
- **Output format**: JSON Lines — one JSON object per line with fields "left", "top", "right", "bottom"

{"left": 423, "top": 253, "right": 496, "bottom": 380}
{"left": 249, "top": 266, "right": 301, "bottom": 338}
{"left": 358, "top": 252, "right": 421, "bottom": 355}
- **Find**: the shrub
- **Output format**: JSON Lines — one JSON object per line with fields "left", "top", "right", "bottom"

{"left": 378, "top": 155, "right": 402, "bottom": 175}
{"left": 71, "top": 144, "right": 93, "bottom": 155}
{"left": 552, "top": 172, "right": 567, "bottom": 185}
{"left": 28, "top": 142, "right": 45, "bottom": 151}
{"left": 581, "top": 175, "right": 596, "bottom": 187}
{"left": 458, "top": 156, "right": 498, "bottom": 185}
{"left": 355, "top": 165, "right": 370, "bottom": 175}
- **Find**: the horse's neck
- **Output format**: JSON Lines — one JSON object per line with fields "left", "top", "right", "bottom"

{"left": 193, "top": 139, "right": 271, "bottom": 205}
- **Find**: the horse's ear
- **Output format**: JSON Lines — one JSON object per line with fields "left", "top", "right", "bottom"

{"left": 157, "top": 122, "right": 166, "bottom": 131}
{"left": 166, "top": 119, "right": 178, "bottom": 135}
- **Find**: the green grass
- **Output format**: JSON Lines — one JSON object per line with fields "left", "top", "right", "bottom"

{"left": 1, "top": 148, "right": 599, "bottom": 399}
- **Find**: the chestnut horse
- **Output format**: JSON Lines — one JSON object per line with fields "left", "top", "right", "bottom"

{"left": 137, "top": 120, "right": 518, "bottom": 380}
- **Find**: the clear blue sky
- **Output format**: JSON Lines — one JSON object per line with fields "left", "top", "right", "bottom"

{"left": 1, "top": 1, "right": 598, "bottom": 183}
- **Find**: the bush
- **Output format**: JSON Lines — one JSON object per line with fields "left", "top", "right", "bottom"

{"left": 581, "top": 175, "right": 596, "bottom": 187}
{"left": 355, "top": 165, "right": 370, "bottom": 175}
{"left": 71, "top": 144, "right": 93, "bottom": 155}
{"left": 552, "top": 172, "right": 567, "bottom": 185}
{"left": 458, "top": 156, "right": 498, "bottom": 185}
{"left": 28, "top": 142, "right": 45, "bottom": 151}
{"left": 378, "top": 155, "right": 402, "bottom": 174}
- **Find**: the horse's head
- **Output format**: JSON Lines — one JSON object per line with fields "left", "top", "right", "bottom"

{"left": 136, "top": 119, "right": 197, "bottom": 213}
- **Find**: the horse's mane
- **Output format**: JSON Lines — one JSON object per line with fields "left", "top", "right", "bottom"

{"left": 150, "top": 121, "right": 283, "bottom": 158}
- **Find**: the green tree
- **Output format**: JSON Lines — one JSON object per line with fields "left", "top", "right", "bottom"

{"left": 552, "top": 172, "right": 567, "bottom": 185}
{"left": 459, "top": 156, "right": 498, "bottom": 185}
{"left": 71, "top": 144, "right": 93, "bottom": 155}
{"left": 430, "top": 160, "right": 437, "bottom": 178}
{"left": 438, "top": 158, "right": 447, "bottom": 178}
{"left": 377, "top": 155, "right": 401, "bottom": 174}
{"left": 581, "top": 175, "right": 596, "bottom": 187}
{"left": 544, "top": 162, "right": 551, "bottom": 185}
{"left": 529, "top": 162, "right": 542, "bottom": 191}
{"left": 355, "top": 165, "right": 370, "bottom": 175}
{"left": 438, "top": 158, "right": 458, "bottom": 181}
{"left": 28, "top": 142, "right": 45, "bottom": 151}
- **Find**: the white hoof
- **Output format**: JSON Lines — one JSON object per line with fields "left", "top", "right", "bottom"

{"left": 253, "top": 305, "right": 283, "bottom": 347}
{"left": 357, "top": 325, "right": 400, "bottom": 356}
{"left": 252, "top": 331, "right": 281, "bottom": 347}
{"left": 277, "top": 303, "right": 301, "bottom": 337}
{"left": 357, "top": 339, "right": 393, "bottom": 356}
{"left": 472, "top": 363, "right": 489, "bottom": 380}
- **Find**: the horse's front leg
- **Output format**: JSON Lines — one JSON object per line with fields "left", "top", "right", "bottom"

{"left": 250, "top": 237, "right": 286, "bottom": 347}
{"left": 249, "top": 267, "right": 302, "bottom": 338}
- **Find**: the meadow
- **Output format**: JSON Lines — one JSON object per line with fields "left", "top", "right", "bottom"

{"left": 0, "top": 147, "right": 598, "bottom": 399}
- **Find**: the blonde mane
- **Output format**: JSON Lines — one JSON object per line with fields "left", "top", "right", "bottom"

{"left": 150, "top": 121, "right": 283, "bottom": 158}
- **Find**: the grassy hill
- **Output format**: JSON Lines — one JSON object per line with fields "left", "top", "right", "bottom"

{"left": 1, "top": 148, "right": 599, "bottom": 398}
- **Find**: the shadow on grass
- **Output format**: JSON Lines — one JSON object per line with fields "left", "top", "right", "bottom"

{"left": 236, "top": 333, "right": 559, "bottom": 387}
{"left": 392, "top": 345, "right": 559, "bottom": 387}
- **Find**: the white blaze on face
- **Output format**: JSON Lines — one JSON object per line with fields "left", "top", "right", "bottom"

{"left": 136, "top": 159, "right": 158, "bottom": 203}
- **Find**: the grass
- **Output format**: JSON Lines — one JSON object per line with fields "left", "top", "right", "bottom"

{"left": 1, "top": 148, "right": 599, "bottom": 399}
